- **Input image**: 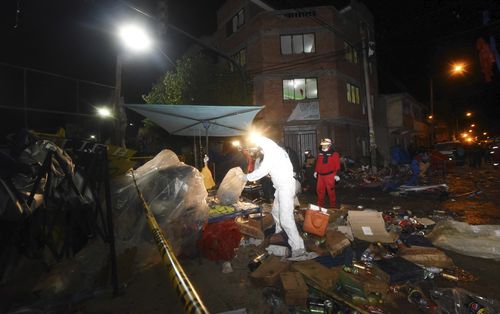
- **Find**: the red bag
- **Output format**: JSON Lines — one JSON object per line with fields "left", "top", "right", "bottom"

{"left": 303, "top": 210, "right": 329, "bottom": 237}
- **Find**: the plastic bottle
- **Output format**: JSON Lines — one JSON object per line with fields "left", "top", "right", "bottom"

{"left": 248, "top": 253, "right": 268, "bottom": 272}
{"left": 343, "top": 265, "right": 359, "bottom": 274}
{"left": 307, "top": 297, "right": 334, "bottom": 314}
{"left": 467, "top": 301, "right": 485, "bottom": 314}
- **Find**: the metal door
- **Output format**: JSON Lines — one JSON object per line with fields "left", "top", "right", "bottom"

{"left": 284, "top": 130, "right": 317, "bottom": 167}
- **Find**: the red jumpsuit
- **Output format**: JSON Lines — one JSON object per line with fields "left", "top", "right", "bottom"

{"left": 315, "top": 149, "right": 340, "bottom": 208}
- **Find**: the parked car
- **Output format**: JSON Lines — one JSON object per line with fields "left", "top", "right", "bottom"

{"left": 434, "top": 141, "right": 465, "bottom": 165}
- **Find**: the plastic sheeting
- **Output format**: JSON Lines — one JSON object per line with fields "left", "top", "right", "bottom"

{"left": 216, "top": 167, "right": 246, "bottom": 205}
{"left": 428, "top": 219, "right": 500, "bottom": 260}
{"left": 113, "top": 149, "right": 209, "bottom": 259}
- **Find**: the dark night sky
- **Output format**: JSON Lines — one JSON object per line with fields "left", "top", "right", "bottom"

{"left": 1, "top": 0, "right": 500, "bottom": 135}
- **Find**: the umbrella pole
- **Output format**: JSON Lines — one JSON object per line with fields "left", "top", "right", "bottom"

{"left": 193, "top": 135, "right": 198, "bottom": 169}
{"left": 205, "top": 128, "right": 208, "bottom": 157}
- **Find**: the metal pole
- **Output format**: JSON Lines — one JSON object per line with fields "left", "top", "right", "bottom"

{"left": 23, "top": 69, "right": 28, "bottom": 128}
{"left": 130, "top": 170, "right": 209, "bottom": 314}
{"left": 361, "top": 27, "right": 377, "bottom": 174}
{"left": 430, "top": 77, "right": 435, "bottom": 145}
{"left": 104, "top": 149, "right": 120, "bottom": 296}
{"left": 113, "top": 54, "right": 127, "bottom": 147}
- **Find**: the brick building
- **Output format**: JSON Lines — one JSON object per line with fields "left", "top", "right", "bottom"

{"left": 212, "top": 0, "right": 378, "bottom": 164}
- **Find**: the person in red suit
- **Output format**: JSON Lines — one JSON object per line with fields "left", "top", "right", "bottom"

{"left": 314, "top": 138, "right": 340, "bottom": 208}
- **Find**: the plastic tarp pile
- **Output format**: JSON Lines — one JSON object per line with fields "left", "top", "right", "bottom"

{"left": 429, "top": 219, "right": 500, "bottom": 260}
{"left": 113, "top": 149, "right": 209, "bottom": 259}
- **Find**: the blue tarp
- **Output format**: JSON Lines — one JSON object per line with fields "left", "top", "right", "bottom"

{"left": 125, "top": 104, "right": 264, "bottom": 137}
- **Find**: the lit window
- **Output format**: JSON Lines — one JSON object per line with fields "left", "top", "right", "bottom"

{"left": 226, "top": 9, "right": 245, "bottom": 36}
{"left": 346, "top": 83, "right": 360, "bottom": 104}
{"left": 344, "top": 41, "right": 358, "bottom": 64}
{"left": 283, "top": 78, "right": 318, "bottom": 100}
{"left": 281, "top": 33, "right": 315, "bottom": 55}
{"left": 231, "top": 48, "right": 246, "bottom": 67}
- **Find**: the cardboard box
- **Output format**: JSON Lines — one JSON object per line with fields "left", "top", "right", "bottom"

{"left": 399, "top": 245, "right": 454, "bottom": 268}
{"left": 347, "top": 210, "right": 398, "bottom": 243}
{"left": 291, "top": 260, "right": 339, "bottom": 290}
{"left": 325, "top": 230, "right": 351, "bottom": 256}
{"left": 280, "top": 272, "right": 308, "bottom": 306}
{"left": 250, "top": 256, "right": 290, "bottom": 286}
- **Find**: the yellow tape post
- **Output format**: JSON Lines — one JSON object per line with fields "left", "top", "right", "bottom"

{"left": 130, "top": 170, "right": 209, "bottom": 314}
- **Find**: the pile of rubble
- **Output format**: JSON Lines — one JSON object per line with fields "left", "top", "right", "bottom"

{"left": 210, "top": 202, "right": 500, "bottom": 313}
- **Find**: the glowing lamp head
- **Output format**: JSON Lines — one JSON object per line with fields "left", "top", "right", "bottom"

{"left": 118, "top": 24, "right": 152, "bottom": 53}
{"left": 97, "top": 107, "right": 112, "bottom": 118}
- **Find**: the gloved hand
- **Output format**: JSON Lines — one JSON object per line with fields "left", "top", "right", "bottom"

{"left": 335, "top": 175, "right": 340, "bottom": 182}
{"left": 313, "top": 172, "right": 317, "bottom": 179}
{"left": 203, "top": 155, "right": 209, "bottom": 163}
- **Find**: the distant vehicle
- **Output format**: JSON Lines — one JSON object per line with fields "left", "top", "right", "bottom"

{"left": 434, "top": 141, "right": 465, "bottom": 165}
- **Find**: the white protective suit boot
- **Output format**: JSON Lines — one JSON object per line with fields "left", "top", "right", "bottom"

{"left": 273, "top": 185, "right": 304, "bottom": 252}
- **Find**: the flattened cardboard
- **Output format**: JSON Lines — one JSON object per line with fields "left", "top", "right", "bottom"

{"left": 280, "top": 272, "right": 308, "bottom": 306}
{"left": 399, "top": 245, "right": 454, "bottom": 268}
{"left": 347, "top": 210, "right": 398, "bottom": 243}
{"left": 250, "top": 256, "right": 290, "bottom": 286}
{"left": 291, "top": 260, "right": 338, "bottom": 290}
{"left": 325, "top": 230, "right": 351, "bottom": 256}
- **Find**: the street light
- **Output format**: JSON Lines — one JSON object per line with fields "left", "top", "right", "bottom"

{"left": 97, "top": 106, "right": 113, "bottom": 118}
{"left": 450, "top": 61, "right": 467, "bottom": 76}
{"left": 118, "top": 24, "right": 152, "bottom": 53}
{"left": 113, "top": 23, "right": 153, "bottom": 147}
{"left": 429, "top": 62, "right": 471, "bottom": 144}
{"left": 466, "top": 112, "right": 472, "bottom": 117}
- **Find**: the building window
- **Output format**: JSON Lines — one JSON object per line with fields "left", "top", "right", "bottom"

{"left": 283, "top": 78, "right": 318, "bottom": 100}
{"left": 226, "top": 9, "right": 245, "bottom": 37}
{"left": 232, "top": 48, "right": 246, "bottom": 67}
{"left": 346, "top": 83, "right": 360, "bottom": 104}
{"left": 344, "top": 41, "right": 358, "bottom": 64}
{"left": 281, "top": 33, "right": 315, "bottom": 55}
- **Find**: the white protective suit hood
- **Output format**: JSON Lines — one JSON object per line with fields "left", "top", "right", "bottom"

{"left": 246, "top": 136, "right": 294, "bottom": 188}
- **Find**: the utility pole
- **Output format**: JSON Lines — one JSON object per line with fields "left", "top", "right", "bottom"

{"left": 361, "top": 25, "right": 377, "bottom": 174}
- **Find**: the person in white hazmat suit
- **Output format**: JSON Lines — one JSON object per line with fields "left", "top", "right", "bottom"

{"left": 242, "top": 136, "right": 314, "bottom": 259}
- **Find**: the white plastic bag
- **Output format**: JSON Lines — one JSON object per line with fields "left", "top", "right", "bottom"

{"left": 217, "top": 167, "right": 246, "bottom": 205}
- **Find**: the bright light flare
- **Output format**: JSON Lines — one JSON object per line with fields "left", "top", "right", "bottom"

{"left": 90, "top": 135, "right": 96, "bottom": 139}
{"left": 118, "top": 24, "right": 152, "bottom": 53}
{"left": 483, "top": 132, "right": 487, "bottom": 135}
{"left": 428, "top": 115, "right": 433, "bottom": 119}
{"left": 232, "top": 140, "right": 240, "bottom": 147}
{"left": 471, "top": 124, "right": 475, "bottom": 127}
{"left": 468, "top": 129, "right": 473, "bottom": 133}
{"left": 97, "top": 106, "right": 112, "bottom": 118}
{"left": 461, "top": 133, "right": 468, "bottom": 138}
{"left": 248, "top": 131, "right": 263, "bottom": 145}
{"left": 465, "top": 137, "right": 473, "bottom": 143}
{"left": 450, "top": 62, "right": 467, "bottom": 76}
{"left": 466, "top": 112, "right": 472, "bottom": 117}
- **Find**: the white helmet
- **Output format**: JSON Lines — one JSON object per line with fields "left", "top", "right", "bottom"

{"left": 320, "top": 138, "right": 332, "bottom": 146}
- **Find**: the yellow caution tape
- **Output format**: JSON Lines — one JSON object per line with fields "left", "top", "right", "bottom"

{"left": 131, "top": 169, "right": 209, "bottom": 314}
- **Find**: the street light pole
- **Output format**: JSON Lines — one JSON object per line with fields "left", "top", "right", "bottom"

{"left": 113, "top": 54, "right": 127, "bottom": 147}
